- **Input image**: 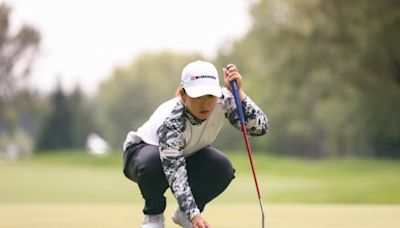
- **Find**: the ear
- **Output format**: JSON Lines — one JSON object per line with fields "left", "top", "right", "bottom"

{"left": 181, "top": 91, "right": 187, "bottom": 103}
{"left": 179, "top": 88, "right": 187, "bottom": 103}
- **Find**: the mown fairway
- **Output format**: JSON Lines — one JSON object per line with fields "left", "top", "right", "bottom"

{"left": 1, "top": 203, "right": 400, "bottom": 228}
{"left": 1, "top": 151, "right": 399, "bottom": 227}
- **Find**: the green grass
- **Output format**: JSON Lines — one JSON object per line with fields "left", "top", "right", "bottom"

{"left": 224, "top": 153, "right": 400, "bottom": 204}
{"left": 1, "top": 151, "right": 399, "bottom": 204}
{"left": 1, "top": 151, "right": 400, "bottom": 227}
{"left": 1, "top": 203, "right": 400, "bottom": 228}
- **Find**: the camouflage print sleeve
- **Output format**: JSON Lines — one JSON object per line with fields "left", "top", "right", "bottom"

{"left": 157, "top": 101, "right": 200, "bottom": 220}
{"left": 222, "top": 87, "right": 269, "bottom": 136}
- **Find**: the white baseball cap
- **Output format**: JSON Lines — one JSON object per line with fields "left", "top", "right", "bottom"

{"left": 181, "top": 60, "right": 222, "bottom": 98}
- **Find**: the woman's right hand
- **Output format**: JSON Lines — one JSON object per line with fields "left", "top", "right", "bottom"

{"left": 191, "top": 214, "right": 210, "bottom": 228}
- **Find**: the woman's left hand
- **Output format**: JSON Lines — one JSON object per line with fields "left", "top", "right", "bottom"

{"left": 223, "top": 64, "right": 247, "bottom": 101}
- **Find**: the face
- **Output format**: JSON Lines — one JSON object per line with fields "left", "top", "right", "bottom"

{"left": 182, "top": 93, "right": 217, "bottom": 120}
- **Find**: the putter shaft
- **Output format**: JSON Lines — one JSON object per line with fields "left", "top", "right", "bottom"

{"left": 229, "top": 78, "right": 266, "bottom": 228}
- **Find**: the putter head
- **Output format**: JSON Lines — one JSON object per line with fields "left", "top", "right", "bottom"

{"left": 259, "top": 199, "right": 266, "bottom": 228}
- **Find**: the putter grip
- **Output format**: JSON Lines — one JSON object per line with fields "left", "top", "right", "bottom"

{"left": 230, "top": 80, "right": 246, "bottom": 125}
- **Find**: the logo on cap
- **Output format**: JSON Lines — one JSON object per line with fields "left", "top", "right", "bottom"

{"left": 190, "top": 75, "right": 217, "bottom": 81}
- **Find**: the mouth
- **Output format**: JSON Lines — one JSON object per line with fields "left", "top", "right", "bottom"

{"left": 199, "top": 110, "right": 209, "bottom": 115}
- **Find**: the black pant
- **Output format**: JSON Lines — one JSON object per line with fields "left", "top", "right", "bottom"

{"left": 123, "top": 143, "right": 235, "bottom": 215}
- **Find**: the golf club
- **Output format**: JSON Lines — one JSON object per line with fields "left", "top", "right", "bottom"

{"left": 228, "top": 69, "right": 266, "bottom": 228}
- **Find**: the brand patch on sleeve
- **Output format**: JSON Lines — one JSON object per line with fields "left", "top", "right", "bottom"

{"left": 161, "top": 148, "right": 181, "bottom": 157}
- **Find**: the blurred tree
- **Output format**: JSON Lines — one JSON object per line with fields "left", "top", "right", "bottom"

{"left": 0, "top": 3, "right": 41, "bottom": 157}
{"left": 69, "top": 85, "right": 98, "bottom": 148}
{"left": 37, "top": 83, "right": 74, "bottom": 151}
{"left": 37, "top": 84, "right": 98, "bottom": 151}
{"left": 220, "top": 0, "right": 400, "bottom": 157}
{"left": 0, "top": 3, "right": 40, "bottom": 113}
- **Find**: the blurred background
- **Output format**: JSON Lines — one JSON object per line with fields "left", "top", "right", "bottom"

{"left": 1, "top": 0, "right": 399, "bottom": 159}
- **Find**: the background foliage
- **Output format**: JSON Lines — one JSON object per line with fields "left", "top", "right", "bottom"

{"left": 0, "top": 0, "right": 399, "bottom": 158}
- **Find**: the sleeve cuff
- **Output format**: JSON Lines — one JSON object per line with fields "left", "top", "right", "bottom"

{"left": 189, "top": 208, "right": 201, "bottom": 221}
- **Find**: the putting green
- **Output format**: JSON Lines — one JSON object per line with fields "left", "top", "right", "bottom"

{"left": 1, "top": 203, "right": 399, "bottom": 228}
{"left": 1, "top": 153, "right": 399, "bottom": 227}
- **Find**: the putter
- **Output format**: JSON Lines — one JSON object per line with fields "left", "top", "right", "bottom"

{"left": 228, "top": 70, "right": 266, "bottom": 228}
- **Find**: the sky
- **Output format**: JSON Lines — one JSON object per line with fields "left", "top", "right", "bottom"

{"left": 5, "top": 0, "right": 255, "bottom": 94}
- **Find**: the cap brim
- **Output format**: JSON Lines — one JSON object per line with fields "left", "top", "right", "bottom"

{"left": 185, "top": 85, "right": 222, "bottom": 98}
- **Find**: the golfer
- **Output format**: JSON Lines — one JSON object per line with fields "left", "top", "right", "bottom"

{"left": 123, "top": 60, "right": 268, "bottom": 228}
